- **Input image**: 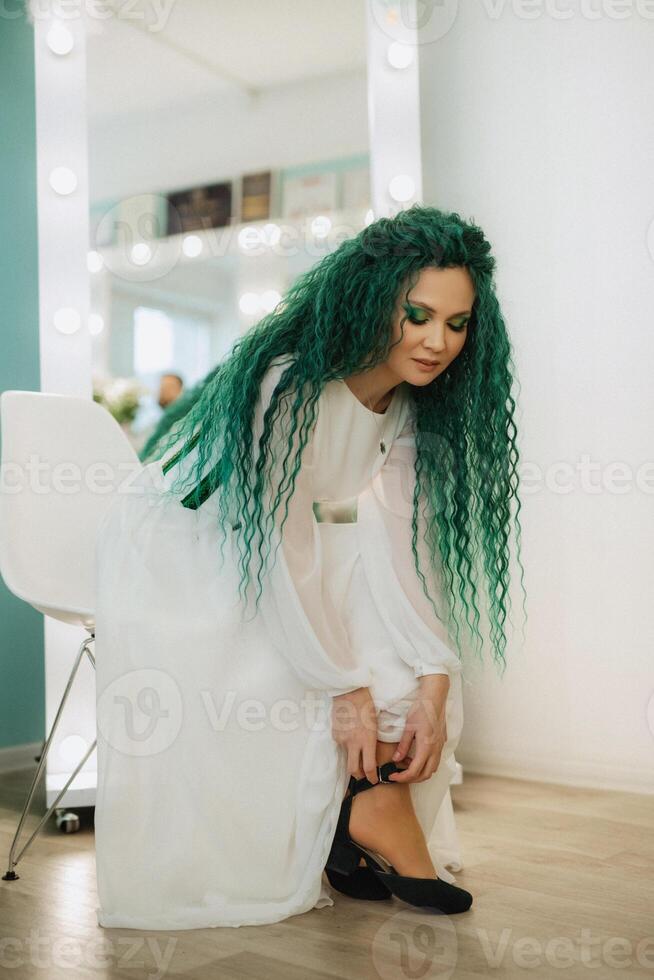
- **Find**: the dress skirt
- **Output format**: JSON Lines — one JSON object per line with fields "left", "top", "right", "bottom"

{"left": 93, "top": 359, "right": 468, "bottom": 928}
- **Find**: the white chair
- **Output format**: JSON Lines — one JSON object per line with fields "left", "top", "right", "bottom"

{"left": 0, "top": 391, "right": 142, "bottom": 880}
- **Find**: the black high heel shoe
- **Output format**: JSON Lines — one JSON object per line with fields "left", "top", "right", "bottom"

{"left": 325, "top": 864, "right": 392, "bottom": 901}
{"left": 326, "top": 760, "right": 473, "bottom": 914}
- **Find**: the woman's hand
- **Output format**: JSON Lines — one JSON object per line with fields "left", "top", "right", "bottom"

{"left": 388, "top": 674, "right": 449, "bottom": 784}
{"left": 331, "top": 687, "right": 379, "bottom": 784}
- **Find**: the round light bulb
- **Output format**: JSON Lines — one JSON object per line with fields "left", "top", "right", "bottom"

{"left": 238, "top": 226, "right": 261, "bottom": 251}
{"left": 49, "top": 167, "right": 78, "bottom": 195}
{"left": 131, "top": 242, "right": 152, "bottom": 266}
{"left": 388, "top": 174, "right": 415, "bottom": 202}
{"left": 182, "top": 234, "right": 203, "bottom": 258}
{"left": 261, "top": 223, "right": 281, "bottom": 246}
{"left": 311, "top": 215, "right": 331, "bottom": 239}
{"left": 387, "top": 42, "right": 414, "bottom": 69}
{"left": 89, "top": 314, "right": 104, "bottom": 336}
{"left": 53, "top": 307, "right": 81, "bottom": 335}
{"left": 87, "top": 250, "right": 104, "bottom": 273}
{"left": 46, "top": 21, "right": 74, "bottom": 56}
{"left": 238, "top": 292, "right": 261, "bottom": 315}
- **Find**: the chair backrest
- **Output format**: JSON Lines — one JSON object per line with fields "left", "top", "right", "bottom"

{"left": 0, "top": 391, "right": 142, "bottom": 628}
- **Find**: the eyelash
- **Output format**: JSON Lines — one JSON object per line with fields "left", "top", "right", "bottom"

{"left": 406, "top": 313, "right": 469, "bottom": 332}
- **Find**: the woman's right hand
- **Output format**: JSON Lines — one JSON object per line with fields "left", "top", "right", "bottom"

{"left": 331, "top": 687, "right": 379, "bottom": 784}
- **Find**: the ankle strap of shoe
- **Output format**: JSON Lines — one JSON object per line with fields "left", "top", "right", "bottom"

{"left": 348, "top": 761, "right": 404, "bottom": 797}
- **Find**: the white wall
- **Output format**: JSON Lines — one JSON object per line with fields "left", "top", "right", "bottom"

{"left": 88, "top": 69, "right": 368, "bottom": 203}
{"left": 419, "top": 4, "right": 654, "bottom": 794}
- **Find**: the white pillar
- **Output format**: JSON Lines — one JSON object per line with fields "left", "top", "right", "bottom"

{"left": 365, "top": 0, "right": 423, "bottom": 218}
{"left": 33, "top": 6, "right": 91, "bottom": 396}
{"left": 31, "top": 5, "right": 96, "bottom": 808}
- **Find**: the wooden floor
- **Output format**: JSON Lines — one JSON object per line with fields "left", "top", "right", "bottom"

{"left": 0, "top": 766, "right": 652, "bottom": 979}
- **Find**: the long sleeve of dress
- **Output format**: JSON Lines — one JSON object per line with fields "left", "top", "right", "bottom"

{"left": 357, "top": 411, "right": 464, "bottom": 681}
{"left": 251, "top": 357, "right": 374, "bottom": 697}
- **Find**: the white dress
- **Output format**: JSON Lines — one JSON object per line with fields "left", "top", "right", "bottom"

{"left": 93, "top": 355, "right": 467, "bottom": 930}
{"left": 303, "top": 374, "right": 452, "bottom": 739}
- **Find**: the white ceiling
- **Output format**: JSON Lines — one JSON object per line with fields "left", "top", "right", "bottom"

{"left": 86, "top": 0, "right": 367, "bottom": 119}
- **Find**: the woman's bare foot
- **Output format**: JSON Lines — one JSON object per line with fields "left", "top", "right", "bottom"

{"left": 347, "top": 741, "right": 439, "bottom": 879}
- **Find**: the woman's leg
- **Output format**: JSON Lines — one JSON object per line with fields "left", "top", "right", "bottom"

{"left": 346, "top": 739, "right": 439, "bottom": 879}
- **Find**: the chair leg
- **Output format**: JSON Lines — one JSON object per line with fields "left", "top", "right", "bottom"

{"left": 2, "top": 631, "right": 96, "bottom": 881}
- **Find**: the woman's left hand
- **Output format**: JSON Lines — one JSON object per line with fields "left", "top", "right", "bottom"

{"left": 387, "top": 674, "right": 449, "bottom": 784}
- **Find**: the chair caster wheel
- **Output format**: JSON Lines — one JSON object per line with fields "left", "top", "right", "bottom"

{"left": 55, "top": 810, "right": 80, "bottom": 834}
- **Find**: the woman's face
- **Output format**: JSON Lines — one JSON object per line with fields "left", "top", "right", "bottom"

{"left": 386, "top": 265, "right": 475, "bottom": 387}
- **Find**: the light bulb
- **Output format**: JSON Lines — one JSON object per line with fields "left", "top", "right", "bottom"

{"left": 182, "top": 235, "right": 203, "bottom": 258}
{"left": 387, "top": 42, "right": 414, "bottom": 69}
{"left": 46, "top": 21, "right": 74, "bottom": 56}
{"left": 311, "top": 215, "right": 331, "bottom": 239}
{"left": 238, "top": 226, "right": 261, "bottom": 251}
{"left": 87, "top": 250, "right": 103, "bottom": 273}
{"left": 261, "top": 223, "right": 281, "bottom": 246}
{"left": 53, "top": 307, "right": 81, "bottom": 335}
{"left": 49, "top": 167, "right": 77, "bottom": 195}
{"left": 89, "top": 314, "right": 104, "bottom": 336}
{"left": 388, "top": 174, "right": 415, "bottom": 202}
{"left": 238, "top": 292, "right": 260, "bottom": 315}
{"left": 131, "top": 242, "right": 152, "bottom": 266}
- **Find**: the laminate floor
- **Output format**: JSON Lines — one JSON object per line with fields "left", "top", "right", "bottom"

{"left": 1, "top": 767, "right": 652, "bottom": 979}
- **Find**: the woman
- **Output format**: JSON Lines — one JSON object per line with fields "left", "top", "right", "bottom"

{"left": 94, "top": 205, "right": 524, "bottom": 929}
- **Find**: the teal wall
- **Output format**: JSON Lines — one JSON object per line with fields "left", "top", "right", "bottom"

{"left": 0, "top": 17, "right": 45, "bottom": 748}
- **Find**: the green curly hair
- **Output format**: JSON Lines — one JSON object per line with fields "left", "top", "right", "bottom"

{"left": 139, "top": 204, "right": 526, "bottom": 674}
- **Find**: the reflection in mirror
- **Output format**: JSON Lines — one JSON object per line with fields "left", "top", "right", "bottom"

{"left": 86, "top": 2, "right": 372, "bottom": 453}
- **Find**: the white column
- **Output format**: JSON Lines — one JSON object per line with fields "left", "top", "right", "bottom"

{"left": 33, "top": 7, "right": 91, "bottom": 396}
{"left": 31, "top": 5, "right": 96, "bottom": 808}
{"left": 365, "top": 0, "right": 423, "bottom": 218}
